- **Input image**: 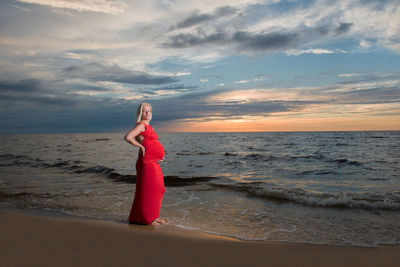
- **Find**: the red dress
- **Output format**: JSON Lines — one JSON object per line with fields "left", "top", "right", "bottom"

{"left": 129, "top": 122, "right": 165, "bottom": 224}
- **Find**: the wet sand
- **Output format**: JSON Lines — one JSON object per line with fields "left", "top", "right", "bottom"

{"left": 1, "top": 209, "right": 400, "bottom": 267}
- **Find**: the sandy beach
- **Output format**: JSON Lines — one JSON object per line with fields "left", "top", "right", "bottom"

{"left": 1, "top": 209, "right": 399, "bottom": 267}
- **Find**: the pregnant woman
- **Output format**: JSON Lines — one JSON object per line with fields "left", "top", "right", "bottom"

{"left": 124, "top": 102, "right": 166, "bottom": 226}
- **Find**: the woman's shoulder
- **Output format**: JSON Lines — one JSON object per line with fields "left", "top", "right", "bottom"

{"left": 137, "top": 121, "right": 148, "bottom": 128}
{"left": 134, "top": 122, "right": 146, "bottom": 133}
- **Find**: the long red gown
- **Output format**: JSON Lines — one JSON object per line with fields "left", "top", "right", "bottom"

{"left": 129, "top": 121, "right": 165, "bottom": 224}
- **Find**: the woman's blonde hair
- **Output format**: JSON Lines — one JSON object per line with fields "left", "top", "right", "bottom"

{"left": 136, "top": 102, "right": 152, "bottom": 123}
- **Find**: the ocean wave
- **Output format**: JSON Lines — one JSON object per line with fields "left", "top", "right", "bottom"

{"left": 244, "top": 153, "right": 276, "bottom": 161}
{"left": 283, "top": 154, "right": 326, "bottom": 160}
{"left": 198, "top": 152, "right": 215, "bottom": 155}
{"left": 176, "top": 151, "right": 191, "bottom": 155}
{"left": 327, "top": 158, "right": 362, "bottom": 166}
{"left": 368, "top": 178, "right": 387, "bottom": 181}
{"left": 176, "top": 151, "right": 215, "bottom": 156}
{"left": 0, "top": 153, "right": 216, "bottom": 187}
{"left": 1, "top": 153, "right": 397, "bottom": 210}
{"left": 0, "top": 191, "right": 70, "bottom": 199}
{"left": 335, "top": 143, "right": 349, "bottom": 146}
{"left": 241, "top": 153, "right": 329, "bottom": 162}
{"left": 211, "top": 183, "right": 400, "bottom": 210}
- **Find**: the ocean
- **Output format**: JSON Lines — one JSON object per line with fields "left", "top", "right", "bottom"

{"left": 1, "top": 131, "right": 399, "bottom": 247}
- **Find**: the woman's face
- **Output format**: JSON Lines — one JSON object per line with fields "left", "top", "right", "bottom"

{"left": 141, "top": 105, "right": 152, "bottom": 121}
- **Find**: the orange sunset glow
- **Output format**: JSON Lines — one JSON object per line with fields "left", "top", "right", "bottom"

{"left": 157, "top": 87, "right": 400, "bottom": 132}
{"left": 159, "top": 115, "right": 399, "bottom": 132}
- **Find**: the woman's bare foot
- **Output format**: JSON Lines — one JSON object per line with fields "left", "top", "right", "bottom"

{"left": 155, "top": 218, "right": 166, "bottom": 224}
{"left": 150, "top": 220, "right": 160, "bottom": 226}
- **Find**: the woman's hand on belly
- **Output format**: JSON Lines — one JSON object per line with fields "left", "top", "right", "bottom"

{"left": 156, "top": 157, "right": 164, "bottom": 164}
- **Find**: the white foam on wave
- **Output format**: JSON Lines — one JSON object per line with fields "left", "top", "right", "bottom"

{"left": 246, "top": 186, "right": 400, "bottom": 210}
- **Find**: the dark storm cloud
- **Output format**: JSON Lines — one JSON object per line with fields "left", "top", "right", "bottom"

{"left": 148, "top": 74, "right": 400, "bottom": 124}
{"left": 338, "top": 86, "right": 400, "bottom": 105}
{"left": 163, "top": 24, "right": 337, "bottom": 52}
{"left": 163, "top": 31, "right": 228, "bottom": 48}
{"left": 0, "top": 79, "right": 41, "bottom": 93}
{"left": 1, "top": 75, "right": 398, "bottom": 133}
{"left": 63, "top": 62, "right": 179, "bottom": 85}
{"left": 335, "top": 22, "right": 353, "bottom": 35}
{"left": 232, "top": 31, "right": 298, "bottom": 51}
{"left": 177, "top": 13, "right": 212, "bottom": 28}
{"left": 140, "top": 90, "right": 158, "bottom": 95}
{"left": 310, "top": 73, "right": 400, "bottom": 106}
{"left": 0, "top": 97, "right": 138, "bottom": 133}
{"left": 325, "top": 83, "right": 400, "bottom": 105}
{"left": 144, "top": 87, "right": 320, "bottom": 123}
{"left": 0, "top": 76, "right": 139, "bottom": 133}
{"left": 152, "top": 98, "right": 319, "bottom": 123}
{"left": 336, "top": 73, "right": 400, "bottom": 85}
{"left": 175, "top": 6, "right": 238, "bottom": 29}
{"left": 137, "top": 84, "right": 200, "bottom": 99}
{"left": 6, "top": 93, "right": 77, "bottom": 106}
{"left": 67, "top": 49, "right": 96, "bottom": 54}
{"left": 163, "top": 29, "right": 300, "bottom": 51}
{"left": 69, "top": 83, "right": 113, "bottom": 92}
{"left": 158, "top": 84, "right": 199, "bottom": 90}
{"left": 0, "top": 78, "right": 77, "bottom": 107}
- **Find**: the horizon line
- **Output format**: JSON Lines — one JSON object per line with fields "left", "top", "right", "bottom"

{"left": 1, "top": 129, "right": 399, "bottom": 135}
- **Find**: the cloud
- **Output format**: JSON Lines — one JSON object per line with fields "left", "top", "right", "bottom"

{"left": 174, "top": 6, "right": 238, "bottom": 29}
{"left": 162, "top": 28, "right": 303, "bottom": 51}
{"left": 17, "top": 0, "right": 127, "bottom": 14}
{"left": 286, "top": 48, "right": 346, "bottom": 56}
{"left": 163, "top": 24, "right": 348, "bottom": 53}
{"left": 148, "top": 92, "right": 296, "bottom": 123}
{"left": 0, "top": 78, "right": 77, "bottom": 107}
{"left": 232, "top": 30, "right": 299, "bottom": 52}
{"left": 162, "top": 29, "right": 300, "bottom": 51}
{"left": 244, "top": 1, "right": 400, "bottom": 54}
{"left": 3, "top": 0, "right": 399, "bottom": 69}
{"left": 7, "top": 3, "right": 31, "bottom": 12}
{"left": 339, "top": 73, "right": 361, "bottom": 78}
{"left": 1, "top": 71, "right": 399, "bottom": 133}
{"left": 157, "top": 84, "right": 199, "bottom": 91}
{"left": 233, "top": 80, "right": 249, "bottom": 84}
{"left": 335, "top": 22, "right": 353, "bottom": 35}
{"left": 62, "top": 62, "right": 179, "bottom": 85}
{"left": 0, "top": 78, "right": 40, "bottom": 93}
{"left": 233, "top": 76, "right": 267, "bottom": 84}
{"left": 175, "top": 72, "right": 191, "bottom": 76}
{"left": 202, "top": 75, "right": 400, "bottom": 115}
{"left": 334, "top": 73, "right": 400, "bottom": 85}
{"left": 163, "top": 30, "right": 227, "bottom": 48}
{"left": 359, "top": 39, "right": 371, "bottom": 49}
{"left": 63, "top": 50, "right": 96, "bottom": 61}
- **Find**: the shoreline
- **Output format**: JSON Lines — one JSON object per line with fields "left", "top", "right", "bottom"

{"left": 0, "top": 207, "right": 238, "bottom": 241}
{"left": 4, "top": 207, "right": 394, "bottom": 247}
{"left": 2, "top": 208, "right": 400, "bottom": 267}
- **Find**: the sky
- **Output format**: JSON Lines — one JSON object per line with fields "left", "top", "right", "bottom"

{"left": 0, "top": 0, "right": 399, "bottom": 133}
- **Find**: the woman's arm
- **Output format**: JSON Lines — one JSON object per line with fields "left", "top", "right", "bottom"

{"left": 124, "top": 123, "right": 146, "bottom": 155}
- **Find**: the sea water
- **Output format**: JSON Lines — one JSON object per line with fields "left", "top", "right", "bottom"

{"left": 1, "top": 131, "right": 399, "bottom": 246}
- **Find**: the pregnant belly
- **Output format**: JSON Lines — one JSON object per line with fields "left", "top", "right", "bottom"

{"left": 143, "top": 140, "right": 165, "bottom": 160}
